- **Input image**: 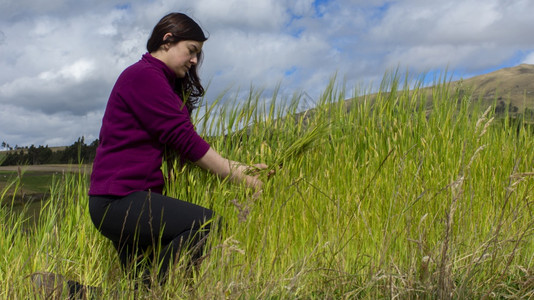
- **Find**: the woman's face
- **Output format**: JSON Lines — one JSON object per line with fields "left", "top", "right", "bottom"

{"left": 162, "top": 39, "right": 203, "bottom": 78}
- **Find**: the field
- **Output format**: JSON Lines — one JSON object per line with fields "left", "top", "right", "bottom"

{"left": 0, "top": 170, "right": 53, "bottom": 195}
{"left": 0, "top": 164, "right": 91, "bottom": 201}
{"left": 0, "top": 165, "right": 91, "bottom": 228}
{"left": 1, "top": 73, "right": 533, "bottom": 299}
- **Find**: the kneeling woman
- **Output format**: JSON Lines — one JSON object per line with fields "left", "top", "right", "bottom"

{"left": 88, "top": 12, "right": 265, "bottom": 284}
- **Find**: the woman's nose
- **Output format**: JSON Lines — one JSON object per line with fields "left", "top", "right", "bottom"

{"left": 191, "top": 55, "right": 198, "bottom": 65}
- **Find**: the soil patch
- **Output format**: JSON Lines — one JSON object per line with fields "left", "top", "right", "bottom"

{"left": 0, "top": 164, "right": 91, "bottom": 174}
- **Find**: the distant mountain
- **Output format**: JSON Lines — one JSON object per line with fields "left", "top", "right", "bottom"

{"left": 452, "top": 64, "right": 534, "bottom": 113}
{"left": 342, "top": 64, "right": 534, "bottom": 119}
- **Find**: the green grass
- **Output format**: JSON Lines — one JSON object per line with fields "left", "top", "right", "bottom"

{"left": 0, "top": 171, "right": 58, "bottom": 200}
{"left": 1, "top": 71, "right": 533, "bottom": 299}
{"left": 0, "top": 171, "right": 56, "bottom": 195}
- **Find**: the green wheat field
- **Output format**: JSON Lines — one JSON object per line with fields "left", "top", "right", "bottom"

{"left": 1, "top": 72, "right": 533, "bottom": 299}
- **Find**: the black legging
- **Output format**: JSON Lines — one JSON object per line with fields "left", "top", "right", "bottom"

{"left": 88, "top": 191, "right": 214, "bottom": 284}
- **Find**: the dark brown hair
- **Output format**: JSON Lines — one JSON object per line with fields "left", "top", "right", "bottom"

{"left": 147, "top": 13, "right": 208, "bottom": 112}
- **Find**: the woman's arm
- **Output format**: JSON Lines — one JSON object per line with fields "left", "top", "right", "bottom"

{"left": 194, "top": 147, "right": 266, "bottom": 190}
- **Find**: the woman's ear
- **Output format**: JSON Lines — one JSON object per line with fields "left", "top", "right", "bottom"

{"left": 160, "top": 33, "right": 173, "bottom": 51}
{"left": 162, "top": 32, "right": 173, "bottom": 43}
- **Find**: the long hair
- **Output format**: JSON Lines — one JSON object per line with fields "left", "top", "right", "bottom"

{"left": 147, "top": 13, "right": 207, "bottom": 112}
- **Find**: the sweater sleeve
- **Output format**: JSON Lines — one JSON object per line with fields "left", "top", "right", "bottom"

{"left": 118, "top": 66, "right": 210, "bottom": 162}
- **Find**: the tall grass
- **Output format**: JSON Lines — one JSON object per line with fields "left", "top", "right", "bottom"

{"left": 1, "top": 71, "right": 533, "bottom": 299}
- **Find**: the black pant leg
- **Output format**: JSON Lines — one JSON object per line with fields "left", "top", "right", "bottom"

{"left": 89, "top": 191, "right": 214, "bottom": 281}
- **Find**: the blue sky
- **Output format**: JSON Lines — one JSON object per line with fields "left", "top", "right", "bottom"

{"left": 1, "top": 0, "right": 534, "bottom": 148}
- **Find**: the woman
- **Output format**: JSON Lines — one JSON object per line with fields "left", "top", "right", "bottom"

{"left": 88, "top": 12, "right": 266, "bottom": 285}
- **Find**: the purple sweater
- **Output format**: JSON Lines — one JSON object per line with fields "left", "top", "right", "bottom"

{"left": 89, "top": 53, "right": 210, "bottom": 196}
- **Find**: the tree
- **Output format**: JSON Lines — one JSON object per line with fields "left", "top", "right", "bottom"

{"left": 0, "top": 137, "right": 99, "bottom": 166}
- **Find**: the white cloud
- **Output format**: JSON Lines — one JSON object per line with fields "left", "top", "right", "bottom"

{"left": 369, "top": 1, "right": 503, "bottom": 45}
{"left": 288, "top": 0, "right": 315, "bottom": 17}
{"left": 0, "top": 104, "right": 100, "bottom": 147}
{"left": 1, "top": 59, "right": 96, "bottom": 95}
{"left": 40, "top": 59, "right": 96, "bottom": 82}
{"left": 193, "top": 0, "right": 288, "bottom": 31}
{"left": 523, "top": 52, "right": 534, "bottom": 65}
{"left": 202, "top": 29, "right": 331, "bottom": 92}
{"left": 0, "top": 57, "right": 110, "bottom": 115}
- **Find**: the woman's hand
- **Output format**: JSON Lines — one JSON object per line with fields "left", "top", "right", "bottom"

{"left": 236, "top": 163, "right": 268, "bottom": 191}
{"left": 195, "top": 148, "right": 268, "bottom": 191}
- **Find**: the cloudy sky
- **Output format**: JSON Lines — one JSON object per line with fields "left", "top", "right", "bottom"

{"left": 1, "top": 0, "right": 534, "bottom": 148}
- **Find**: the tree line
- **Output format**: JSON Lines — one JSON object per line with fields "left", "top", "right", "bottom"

{"left": 1, "top": 137, "right": 98, "bottom": 166}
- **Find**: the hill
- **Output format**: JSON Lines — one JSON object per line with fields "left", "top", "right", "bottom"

{"left": 339, "top": 64, "right": 534, "bottom": 121}
{"left": 452, "top": 63, "right": 534, "bottom": 113}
